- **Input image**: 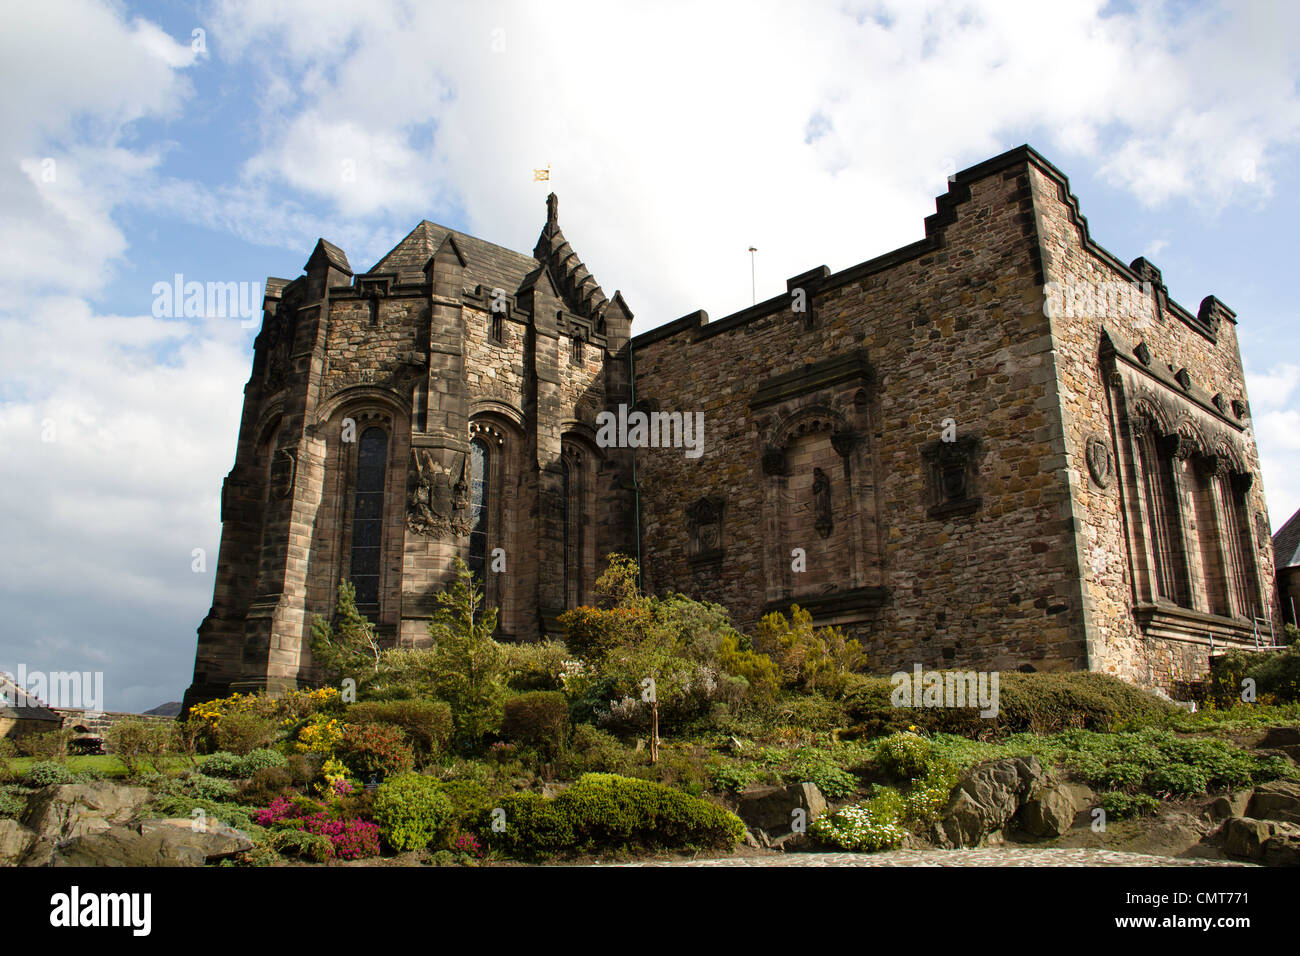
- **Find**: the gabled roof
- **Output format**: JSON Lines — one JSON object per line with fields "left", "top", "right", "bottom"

{"left": 364, "top": 195, "right": 611, "bottom": 320}
{"left": 0, "top": 674, "right": 62, "bottom": 722}
{"left": 1274, "top": 508, "right": 1300, "bottom": 569}
{"left": 369, "top": 220, "right": 542, "bottom": 298}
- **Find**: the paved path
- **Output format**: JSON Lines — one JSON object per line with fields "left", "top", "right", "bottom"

{"left": 610, "top": 847, "right": 1254, "bottom": 866}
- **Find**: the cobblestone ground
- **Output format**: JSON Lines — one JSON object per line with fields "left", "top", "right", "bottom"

{"left": 608, "top": 847, "right": 1255, "bottom": 867}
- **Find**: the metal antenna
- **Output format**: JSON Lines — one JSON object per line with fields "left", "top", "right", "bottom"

{"left": 748, "top": 246, "right": 757, "bottom": 305}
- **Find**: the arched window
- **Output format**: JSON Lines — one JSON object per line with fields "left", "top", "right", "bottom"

{"left": 1219, "top": 471, "right": 1258, "bottom": 619}
{"left": 467, "top": 438, "right": 490, "bottom": 582}
{"left": 350, "top": 427, "right": 387, "bottom": 607}
{"left": 572, "top": 332, "right": 584, "bottom": 363}
{"left": 1138, "top": 428, "right": 1188, "bottom": 606}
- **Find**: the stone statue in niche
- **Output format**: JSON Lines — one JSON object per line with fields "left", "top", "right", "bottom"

{"left": 813, "top": 467, "right": 833, "bottom": 538}
{"left": 686, "top": 496, "right": 725, "bottom": 562}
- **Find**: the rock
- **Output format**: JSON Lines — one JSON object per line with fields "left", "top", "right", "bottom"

{"left": 1021, "top": 782, "right": 1089, "bottom": 837}
{"left": 46, "top": 819, "right": 254, "bottom": 867}
{"left": 1247, "top": 780, "right": 1300, "bottom": 824}
{"left": 0, "top": 819, "right": 35, "bottom": 865}
{"left": 1257, "top": 727, "right": 1300, "bottom": 750}
{"left": 771, "top": 830, "right": 813, "bottom": 852}
{"left": 735, "top": 782, "right": 827, "bottom": 836}
{"left": 1261, "top": 830, "right": 1300, "bottom": 867}
{"left": 742, "top": 828, "right": 761, "bottom": 849}
{"left": 1222, "top": 817, "right": 1277, "bottom": 860}
{"left": 1207, "top": 791, "right": 1251, "bottom": 822}
{"left": 933, "top": 756, "right": 1044, "bottom": 848}
{"left": 21, "top": 781, "right": 151, "bottom": 844}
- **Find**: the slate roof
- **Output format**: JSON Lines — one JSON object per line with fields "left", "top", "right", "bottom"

{"left": 364, "top": 196, "right": 609, "bottom": 321}
{"left": 0, "top": 674, "right": 62, "bottom": 722}
{"left": 1273, "top": 507, "right": 1300, "bottom": 569}
{"left": 369, "top": 220, "right": 543, "bottom": 298}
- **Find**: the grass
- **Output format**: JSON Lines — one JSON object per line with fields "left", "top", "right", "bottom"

{"left": 5, "top": 755, "right": 193, "bottom": 779}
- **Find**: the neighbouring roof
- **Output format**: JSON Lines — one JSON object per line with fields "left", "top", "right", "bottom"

{"left": 1274, "top": 508, "right": 1300, "bottom": 569}
{"left": 0, "top": 674, "right": 62, "bottom": 722}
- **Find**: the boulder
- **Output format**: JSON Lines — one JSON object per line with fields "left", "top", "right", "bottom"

{"left": 933, "top": 756, "right": 1044, "bottom": 848}
{"left": 1207, "top": 791, "right": 1252, "bottom": 822}
{"left": 735, "top": 782, "right": 827, "bottom": 836}
{"left": 46, "top": 818, "right": 254, "bottom": 867}
{"left": 21, "top": 781, "right": 151, "bottom": 844}
{"left": 1247, "top": 781, "right": 1300, "bottom": 824}
{"left": 1261, "top": 830, "right": 1300, "bottom": 867}
{"left": 1222, "top": 817, "right": 1280, "bottom": 860}
{"left": 1021, "top": 782, "right": 1091, "bottom": 837}
{"left": 0, "top": 819, "right": 35, "bottom": 865}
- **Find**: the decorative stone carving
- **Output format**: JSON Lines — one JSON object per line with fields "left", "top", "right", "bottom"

{"left": 830, "top": 429, "right": 860, "bottom": 458}
{"left": 1160, "top": 433, "right": 1197, "bottom": 461}
{"left": 686, "top": 496, "right": 725, "bottom": 564}
{"left": 271, "top": 448, "right": 296, "bottom": 500}
{"left": 406, "top": 449, "right": 471, "bottom": 537}
{"left": 1174, "top": 367, "right": 1192, "bottom": 391}
{"left": 922, "top": 435, "right": 981, "bottom": 519}
{"left": 761, "top": 446, "right": 787, "bottom": 476}
{"left": 1256, "top": 511, "right": 1269, "bottom": 545}
{"left": 1232, "top": 399, "right": 1247, "bottom": 420}
{"left": 1085, "top": 435, "right": 1113, "bottom": 488}
{"left": 812, "top": 468, "right": 833, "bottom": 538}
{"left": 1212, "top": 393, "right": 1227, "bottom": 414}
{"left": 1196, "top": 453, "right": 1228, "bottom": 478}
{"left": 1232, "top": 471, "right": 1254, "bottom": 496}
{"left": 1134, "top": 341, "right": 1152, "bottom": 366}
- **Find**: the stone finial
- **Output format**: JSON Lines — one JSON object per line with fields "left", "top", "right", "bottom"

{"left": 546, "top": 192, "right": 559, "bottom": 228}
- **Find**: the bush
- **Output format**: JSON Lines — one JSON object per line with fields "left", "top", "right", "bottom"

{"left": 503, "top": 640, "right": 571, "bottom": 691}
{"left": 1062, "top": 729, "right": 1272, "bottom": 797}
{"left": 1099, "top": 791, "right": 1160, "bottom": 820}
{"left": 346, "top": 700, "right": 452, "bottom": 760}
{"left": 373, "top": 772, "right": 453, "bottom": 852}
{"left": 875, "top": 731, "right": 933, "bottom": 780}
{"left": 287, "top": 753, "right": 324, "bottom": 788}
{"left": 437, "top": 779, "right": 491, "bottom": 835}
{"left": 1209, "top": 644, "right": 1300, "bottom": 706}
{"left": 751, "top": 605, "right": 865, "bottom": 697}
{"left": 810, "top": 789, "right": 909, "bottom": 852}
{"left": 106, "top": 719, "right": 172, "bottom": 775}
{"left": 179, "top": 772, "right": 238, "bottom": 802}
{"left": 200, "top": 749, "right": 288, "bottom": 779}
{"left": 845, "top": 671, "right": 1178, "bottom": 739}
{"left": 238, "top": 766, "right": 294, "bottom": 805}
{"left": 502, "top": 692, "right": 570, "bottom": 758}
{"left": 149, "top": 794, "right": 263, "bottom": 835}
{"left": 15, "top": 730, "right": 71, "bottom": 761}
{"left": 558, "top": 724, "right": 632, "bottom": 777}
{"left": 0, "top": 786, "right": 26, "bottom": 818}
{"left": 25, "top": 760, "right": 75, "bottom": 787}
{"left": 717, "top": 634, "right": 781, "bottom": 707}
{"left": 336, "top": 723, "right": 415, "bottom": 781}
{"left": 268, "top": 828, "right": 334, "bottom": 862}
{"left": 212, "top": 711, "right": 278, "bottom": 756}
{"left": 486, "top": 773, "right": 744, "bottom": 860}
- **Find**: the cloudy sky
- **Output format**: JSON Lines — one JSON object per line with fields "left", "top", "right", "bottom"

{"left": 1, "top": 0, "right": 1297, "bottom": 712}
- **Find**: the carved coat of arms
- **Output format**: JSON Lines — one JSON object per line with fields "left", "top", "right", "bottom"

{"left": 406, "top": 449, "right": 471, "bottom": 537}
{"left": 1085, "top": 435, "right": 1113, "bottom": 488}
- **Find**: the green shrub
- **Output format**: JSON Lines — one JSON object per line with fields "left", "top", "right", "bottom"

{"left": 287, "top": 753, "right": 324, "bottom": 788}
{"left": 0, "top": 786, "right": 26, "bottom": 818}
{"left": 503, "top": 640, "right": 571, "bottom": 691}
{"left": 25, "top": 760, "right": 75, "bottom": 787}
{"left": 1099, "top": 791, "right": 1160, "bottom": 819}
{"left": 346, "top": 700, "right": 452, "bottom": 760}
{"left": 502, "top": 692, "right": 570, "bottom": 758}
{"left": 180, "top": 772, "right": 238, "bottom": 802}
{"left": 717, "top": 634, "right": 781, "bottom": 706}
{"left": 437, "top": 779, "right": 491, "bottom": 834}
{"left": 711, "top": 762, "right": 758, "bottom": 793}
{"left": 147, "top": 794, "right": 264, "bottom": 836}
{"left": 373, "top": 772, "right": 453, "bottom": 851}
{"left": 212, "top": 711, "right": 278, "bottom": 756}
{"left": 558, "top": 724, "right": 632, "bottom": 777}
{"left": 336, "top": 723, "right": 415, "bottom": 781}
{"left": 200, "top": 748, "right": 288, "bottom": 779}
{"left": 268, "top": 828, "right": 334, "bottom": 862}
{"left": 751, "top": 605, "right": 865, "bottom": 697}
{"left": 105, "top": 719, "right": 172, "bottom": 774}
{"left": 15, "top": 730, "right": 71, "bottom": 761}
{"left": 789, "top": 751, "right": 858, "bottom": 799}
{"left": 486, "top": 772, "right": 744, "bottom": 860}
{"left": 875, "top": 731, "right": 933, "bottom": 780}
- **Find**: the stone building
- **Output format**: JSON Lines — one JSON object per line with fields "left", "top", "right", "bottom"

{"left": 184, "top": 145, "right": 1281, "bottom": 708}
{"left": 1273, "top": 508, "right": 1300, "bottom": 627}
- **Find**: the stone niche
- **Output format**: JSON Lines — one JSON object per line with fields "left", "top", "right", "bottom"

{"left": 750, "top": 351, "right": 886, "bottom": 621}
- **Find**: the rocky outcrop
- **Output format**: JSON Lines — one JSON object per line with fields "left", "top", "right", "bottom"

{"left": 1247, "top": 780, "right": 1300, "bottom": 825}
{"left": 48, "top": 818, "right": 253, "bottom": 867}
{"left": 735, "top": 782, "right": 827, "bottom": 850}
{"left": 21, "top": 781, "right": 151, "bottom": 844}
{"left": 932, "top": 757, "right": 1045, "bottom": 848}
{"left": 1021, "top": 782, "right": 1093, "bottom": 837}
{"left": 1221, "top": 816, "right": 1300, "bottom": 866}
{"left": 0, "top": 818, "right": 35, "bottom": 865}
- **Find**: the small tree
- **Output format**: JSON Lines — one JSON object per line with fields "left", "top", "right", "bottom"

{"left": 311, "top": 581, "right": 382, "bottom": 683}
{"left": 106, "top": 719, "right": 171, "bottom": 776}
{"left": 426, "top": 558, "right": 506, "bottom": 747}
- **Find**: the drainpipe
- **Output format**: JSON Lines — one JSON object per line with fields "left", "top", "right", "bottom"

{"left": 629, "top": 334, "right": 643, "bottom": 595}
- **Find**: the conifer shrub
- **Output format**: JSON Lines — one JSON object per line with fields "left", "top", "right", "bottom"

{"left": 373, "top": 772, "right": 453, "bottom": 852}
{"left": 485, "top": 773, "right": 744, "bottom": 860}
{"left": 199, "top": 748, "right": 287, "bottom": 779}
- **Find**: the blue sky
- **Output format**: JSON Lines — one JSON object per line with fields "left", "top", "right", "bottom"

{"left": 1, "top": 0, "right": 1297, "bottom": 712}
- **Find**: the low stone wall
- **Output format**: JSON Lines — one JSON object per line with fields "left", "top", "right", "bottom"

{"left": 51, "top": 710, "right": 174, "bottom": 749}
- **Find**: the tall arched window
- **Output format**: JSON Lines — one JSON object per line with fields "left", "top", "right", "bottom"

{"left": 467, "top": 438, "right": 490, "bottom": 582}
{"left": 562, "top": 447, "right": 585, "bottom": 608}
{"left": 350, "top": 427, "right": 387, "bottom": 607}
{"left": 1138, "top": 427, "right": 1188, "bottom": 605}
{"left": 1219, "top": 471, "right": 1258, "bottom": 619}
